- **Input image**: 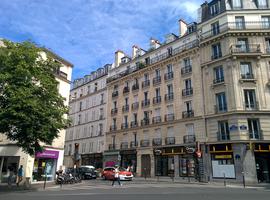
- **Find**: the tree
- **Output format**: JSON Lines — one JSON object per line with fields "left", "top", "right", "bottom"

{"left": 0, "top": 40, "right": 69, "bottom": 155}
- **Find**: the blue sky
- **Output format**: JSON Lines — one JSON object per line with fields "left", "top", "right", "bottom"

{"left": 0, "top": 0, "right": 203, "bottom": 80}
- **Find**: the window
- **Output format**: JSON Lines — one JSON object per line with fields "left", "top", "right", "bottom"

{"left": 265, "top": 38, "right": 270, "bottom": 53}
{"left": 113, "top": 101, "right": 117, "bottom": 109}
{"left": 184, "top": 57, "right": 191, "bottom": 67}
{"left": 167, "top": 64, "right": 173, "bottom": 73}
{"left": 167, "top": 47, "right": 173, "bottom": 56}
{"left": 155, "top": 88, "right": 160, "bottom": 97}
{"left": 185, "top": 101, "right": 192, "bottom": 112}
{"left": 248, "top": 119, "right": 261, "bottom": 139}
{"left": 240, "top": 62, "right": 253, "bottom": 79}
{"left": 155, "top": 128, "right": 162, "bottom": 138}
{"left": 212, "top": 43, "right": 222, "bottom": 59}
{"left": 211, "top": 22, "right": 220, "bottom": 36}
{"left": 167, "top": 84, "right": 173, "bottom": 94}
{"left": 99, "top": 108, "right": 104, "bottom": 118}
{"left": 167, "top": 127, "right": 174, "bottom": 137}
{"left": 144, "top": 91, "right": 148, "bottom": 100}
{"left": 133, "top": 113, "right": 138, "bottom": 122}
{"left": 210, "top": 2, "right": 220, "bottom": 16}
{"left": 78, "top": 114, "right": 81, "bottom": 125}
{"left": 186, "top": 124, "right": 194, "bottom": 135}
{"left": 125, "top": 97, "right": 128, "bottom": 106}
{"left": 244, "top": 90, "right": 256, "bottom": 109}
{"left": 256, "top": 0, "right": 268, "bottom": 8}
{"left": 144, "top": 73, "right": 149, "bottom": 81}
{"left": 218, "top": 121, "right": 230, "bottom": 140}
{"left": 236, "top": 38, "right": 249, "bottom": 52}
{"left": 216, "top": 92, "right": 227, "bottom": 112}
{"left": 145, "top": 57, "right": 150, "bottom": 65}
{"left": 94, "top": 83, "right": 98, "bottom": 92}
{"left": 123, "top": 115, "right": 128, "bottom": 124}
{"left": 184, "top": 79, "right": 192, "bottom": 89}
{"left": 262, "top": 16, "right": 270, "bottom": 28}
{"left": 99, "top": 124, "right": 103, "bottom": 135}
{"left": 213, "top": 66, "right": 224, "bottom": 83}
{"left": 144, "top": 111, "right": 149, "bottom": 120}
{"left": 232, "top": 0, "right": 242, "bottom": 9}
{"left": 87, "top": 85, "right": 91, "bottom": 94}
{"left": 155, "top": 108, "right": 161, "bottom": 117}
{"left": 79, "top": 101, "right": 83, "bottom": 111}
{"left": 167, "top": 105, "right": 174, "bottom": 115}
{"left": 100, "top": 93, "right": 104, "bottom": 103}
{"left": 235, "top": 16, "right": 245, "bottom": 29}
{"left": 155, "top": 69, "right": 161, "bottom": 77}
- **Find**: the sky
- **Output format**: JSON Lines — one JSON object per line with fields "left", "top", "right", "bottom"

{"left": 0, "top": 0, "right": 204, "bottom": 80}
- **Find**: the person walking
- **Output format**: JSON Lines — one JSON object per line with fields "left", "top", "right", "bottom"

{"left": 112, "top": 166, "right": 122, "bottom": 186}
{"left": 16, "top": 165, "right": 24, "bottom": 187}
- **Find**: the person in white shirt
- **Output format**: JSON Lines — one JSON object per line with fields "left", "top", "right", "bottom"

{"left": 112, "top": 166, "right": 122, "bottom": 186}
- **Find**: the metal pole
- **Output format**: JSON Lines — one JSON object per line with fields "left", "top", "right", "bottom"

{"left": 242, "top": 174, "right": 246, "bottom": 188}
{"left": 144, "top": 168, "right": 147, "bottom": 180}
{"left": 43, "top": 163, "right": 47, "bottom": 190}
{"left": 223, "top": 173, "right": 226, "bottom": 187}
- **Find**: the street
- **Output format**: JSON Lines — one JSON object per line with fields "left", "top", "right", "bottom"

{"left": 1, "top": 179, "right": 270, "bottom": 200}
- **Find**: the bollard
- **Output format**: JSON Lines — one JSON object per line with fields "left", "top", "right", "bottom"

{"left": 144, "top": 168, "right": 147, "bottom": 180}
{"left": 43, "top": 172, "right": 47, "bottom": 190}
{"left": 223, "top": 173, "right": 226, "bottom": 187}
{"left": 242, "top": 175, "right": 246, "bottom": 188}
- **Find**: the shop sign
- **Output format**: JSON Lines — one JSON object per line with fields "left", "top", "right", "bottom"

{"left": 36, "top": 149, "right": 59, "bottom": 159}
{"left": 214, "top": 154, "right": 232, "bottom": 159}
{"left": 186, "top": 147, "right": 195, "bottom": 154}
{"left": 229, "top": 125, "right": 238, "bottom": 131}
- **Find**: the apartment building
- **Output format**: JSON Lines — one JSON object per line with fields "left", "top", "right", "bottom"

{"left": 64, "top": 65, "right": 110, "bottom": 169}
{"left": 104, "top": 0, "right": 270, "bottom": 183}
{"left": 198, "top": 0, "right": 270, "bottom": 183}
{"left": 0, "top": 46, "right": 73, "bottom": 183}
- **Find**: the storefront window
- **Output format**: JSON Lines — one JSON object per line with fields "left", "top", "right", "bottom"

{"left": 211, "top": 154, "right": 235, "bottom": 178}
{"left": 179, "top": 156, "right": 195, "bottom": 177}
{"left": 0, "top": 156, "right": 19, "bottom": 183}
{"left": 32, "top": 158, "right": 57, "bottom": 182}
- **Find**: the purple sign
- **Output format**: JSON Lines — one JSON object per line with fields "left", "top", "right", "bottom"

{"left": 36, "top": 149, "right": 59, "bottom": 159}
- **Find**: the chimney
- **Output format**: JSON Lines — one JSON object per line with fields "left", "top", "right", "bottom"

{"left": 114, "top": 50, "right": 125, "bottom": 67}
{"left": 132, "top": 45, "right": 140, "bottom": 59}
{"left": 178, "top": 19, "right": 187, "bottom": 37}
{"left": 150, "top": 38, "right": 161, "bottom": 50}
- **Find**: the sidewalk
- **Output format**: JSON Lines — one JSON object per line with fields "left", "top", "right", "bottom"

{"left": 0, "top": 181, "right": 55, "bottom": 192}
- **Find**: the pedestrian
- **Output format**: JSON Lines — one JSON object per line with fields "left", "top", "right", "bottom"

{"left": 127, "top": 165, "right": 131, "bottom": 172}
{"left": 16, "top": 165, "right": 24, "bottom": 187}
{"left": 112, "top": 166, "right": 122, "bottom": 186}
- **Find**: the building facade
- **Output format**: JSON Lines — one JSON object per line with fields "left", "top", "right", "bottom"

{"left": 104, "top": 0, "right": 270, "bottom": 183}
{"left": 64, "top": 65, "right": 110, "bottom": 169}
{"left": 0, "top": 46, "right": 73, "bottom": 183}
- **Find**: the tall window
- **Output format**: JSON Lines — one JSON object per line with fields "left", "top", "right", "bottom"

{"left": 144, "top": 91, "right": 148, "bottom": 100}
{"left": 155, "top": 69, "right": 161, "bottom": 77}
{"left": 240, "top": 62, "right": 253, "bottom": 79}
{"left": 212, "top": 43, "right": 222, "bottom": 59}
{"left": 155, "top": 108, "right": 161, "bottom": 117}
{"left": 133, "top": 113, "right": 137, "bottom": 122}
{"left": 235, "top": 16, "right": 245, "bottom": 29}
{"left": 265, "top": 38, "right": 270, "bottom": 52}
{"left": 244, "top": 90, "right": 256, "bottom": 109}
{"left": 211, "top": 21, "right": 220, "bottom": 36}
{"left": 256, "top": 0, "right": 268, "bottom": 8}
{"left": 144, "top": 111, "right": 149, "bottom": 120}
{"left": 262, "top": 16, "right": 270, "bottom": 28}
{"left": 125, "top": 97, "right": 129, "bottom": 106}
{"left": 236, "top": 38, "right": 248, "bottom": 52}
{"left": 218, "top": 121, "right": 230, "bottom": 140}
{"left": 167, "top": 105, "right": 174, "bottom": 115}
{"left": 186, "top": 124, "right": 194, "bottom": 135}
{"left": 113, "top": 101, "right": 117, "bottom": 109}
{"left": 216, "top": 92, "right": 227, "bottom": 112}
{"left": 100, "top": 93, "right": 104, "bottom": 103}
{"left": 232, "top": 0, "right": 242, "bottom": 9}
{"left": 248, "top": 119, "right": 261, "bottom": 139}
{"left": 210, "top": 2, "right": 220, "bottom": 16}
{"left": 184, "top": 57, "right": 191, "bottom": 67}
{"left": 167, "top": 64, "right": 173, "bottom": 73}
{"left": 185, "top": 101, "right": 193, "bottom": 112}
{"left": 79, "top": 101, "right": 83, "bottom": 111}
{"left": 167, "top": 84, "right": 173, "bottom": 94}
{"left": 214, "top": 66, "right": 224, "bottom": 83}
{"left": 184, "top": 79, "right": 192, "bottom": 89}
{"left": 155, "top": 88, "right": 160, "bottom": 97}
{"left": 144, "top": 73, "right": 149, "bottom": 81}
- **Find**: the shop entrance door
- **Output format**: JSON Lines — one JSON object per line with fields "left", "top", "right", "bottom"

{"left": 141, "top": 154, "right": 151, "bottom": 177}
{"left": 255, "top": 153, "right": 270, "bottom": 183}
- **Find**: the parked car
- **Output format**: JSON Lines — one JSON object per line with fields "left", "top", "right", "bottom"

{"left": 77, "top": 166, "right": 97, "bottom": 180}
{"left": 101, "top": 167, "right": 133, "bottom": 181}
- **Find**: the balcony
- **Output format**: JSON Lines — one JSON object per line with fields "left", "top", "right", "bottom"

{"left": 132, "top": 102, "right": 139, "bottom": 110}
{"left": 165, "top": 137, "right": 175, "bottom": 145}
{"left": 112, "top": 91, "right": 119, "bottom": 98}
{"left": 122, "top": 105, "right": 129, "bottom": 112}
{"left": 183, "top": 135, "right": 196, "bottom": 143}
{"left": 217, "top": 132, "right": 230, "bottom": 141}
{"left": 200, "top": 21, "right": 270, "bottom": 40}
{"left": 181, "top": 66, "right": 192, "bottom": 75}
{"left": 164, "top": 72, "right": 174, "bottom": 81}
{"left": 141, "top": 118, "right": 150, "bottom": 126}
{"left": 152, "top": 138, "right": 162, "bottom": 146}
{"left": 240, "top": 73, "right": 255, "bottom": 80}
{"left": 110, "top": 125, "right": 117, "bottom": 131}
{"left": 153, "top": 76, "right": 161, "bottom": 85}
{"left": 123, "top": 86, "right": 130, "bottom": 94}
{"left": 120, "top": 142, "right": 129, "bottom": 149}
{"left": 165, "top": 114, "right": 175, "bottom": 122}
{"left": 165, "top": 93, "right": 174, "bottom": 102}
{"left": 230, "top": 44, "right": 261, "bottom": 54}
{"left": 182, "top": 110, "right": 194, "bottom": 118}
{"left": 211, "top": 52, "right": 222, "bottom": 60}
{"left": 152, "top": 116, "right": 162, "bottom": 124}
{"left": 153, "top": 96, "right": 162, "bottom": 104}
{"left": 130, "top": 141, "right": 138, "bottom": 148}
{"left": 182, "top": 88, "right": 193, "bottom": 97}
{"left": 141, "top": 99, "right": 150, "bottom": 108}
{"left": 130, "top": 121, "right": 138, "bottom": 128}
{"left": 132, "top": 84, "right": 139, "bottom": 92}
{"left": 121, "top": 123, "right": 129, "bottom": 130}
{"left": 142, "top": 80, "right": 150, "bottom": 88}
{"left": 111, "top": 108, "right": 118, "bottom": 115}
{"left": 213, "top": 77, "right": 224, "bottom": 84}
{"left": 108, "top": 144, "right": 116, "bottom": 150}
{"left": 244, "top": 101, "right": 259, "bottom": 110}
{"left": 140, "top": 139, "right": 150, "bottom": 147}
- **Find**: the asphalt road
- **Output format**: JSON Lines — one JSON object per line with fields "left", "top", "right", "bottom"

{"left": 1, "top": 180, "right": 270, "bottom": 200}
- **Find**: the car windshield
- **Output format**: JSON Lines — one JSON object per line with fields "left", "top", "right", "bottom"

{"left": 81, "top": 167, "right": 93, "bottom": 172}
{"left": 119, "top": 167, "right": 127, "bottom": 171}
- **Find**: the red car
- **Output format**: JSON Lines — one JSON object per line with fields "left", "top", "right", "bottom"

{"left": 102, "top": 167, "right": 133, "bottom": 180}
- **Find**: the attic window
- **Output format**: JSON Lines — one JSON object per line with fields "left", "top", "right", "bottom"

{"left": 210, "top": 1, "right": 220, "bottom": 16}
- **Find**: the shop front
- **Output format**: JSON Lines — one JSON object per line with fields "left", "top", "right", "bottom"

{"left": 0, "top": 156, "right": 20, "bottom": 183}
{"left": 81, "top": 153, "right": 103, "bottom": 169}
{"left": 32, "top": 149, "right": 59, "bottom": 182}
{"left": 103, "top": 151, "right": 120, "bottom": 168}
{"left": 254, "top": 143, "right": 270, "bottom": 183}
{"left": 209, "top": 144, "right": 235, "bottom": 179}
{"left": 120, "top": 150, "right": 137, "bottom": 172}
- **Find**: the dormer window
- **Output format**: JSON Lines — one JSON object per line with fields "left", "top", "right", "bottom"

{"left": 231, "top": 0, "right": 242, "bottom": 9}
{"left": 256, "top": 0, "right": 268, "bottom": 9}
{"left": 210, "top": 1, "right": 220, "bottom": 16}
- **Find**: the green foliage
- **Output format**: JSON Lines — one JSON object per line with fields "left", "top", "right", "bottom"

{"left": 0, "top": 40, "right": 69, "bottom": 155}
